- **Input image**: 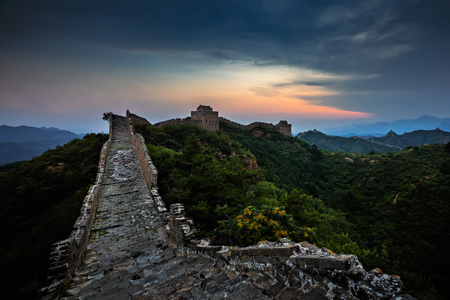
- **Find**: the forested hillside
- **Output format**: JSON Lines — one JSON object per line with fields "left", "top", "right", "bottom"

{"left": 0, "top": 133, "right": 108, "bottom": 300}
{"left": 223, "top": 123, "right": 449, "bottom": 299}
{"left": 137, "top": 123, "right": 449, "bottom": 299}
{"left": 322, "top": 144, "right": 450, "bottom": 298}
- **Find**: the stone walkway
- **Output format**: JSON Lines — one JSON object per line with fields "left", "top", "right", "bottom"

{"left": 67, "top": 116, "right": 276, "bottom": 300}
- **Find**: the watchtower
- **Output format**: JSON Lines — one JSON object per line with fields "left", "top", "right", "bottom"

{"left": 276, "top": 120, "right": 292, "bottom": 137}
{"left": 191, "top": 105, "right": 219, "bottom": 131}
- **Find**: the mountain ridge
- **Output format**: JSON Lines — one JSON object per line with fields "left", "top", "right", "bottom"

{"left": 324, "top": 115, "right": 450, "bottom": 136}
{"left": 0, "top": 125, "right": 81, "bottom": 164}
{"left": 297, "top": 128, "right": 450, "bottom": 154}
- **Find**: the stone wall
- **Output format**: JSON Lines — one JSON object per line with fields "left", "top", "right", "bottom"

{"left": 220, "top": 117, "right": 292, "bottom": 136}
{"left": 153, "top": 118, "right": 193, "bottom": 128}
{"left": 40, "top": 113, "right": 113, "bottom": 299}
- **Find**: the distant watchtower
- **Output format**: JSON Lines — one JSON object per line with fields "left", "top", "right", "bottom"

{"left": 191, "top": 105, "right": 219, "bottom": 132}
{"left": 276, "top": 120, "right": 292, "bottom": 137}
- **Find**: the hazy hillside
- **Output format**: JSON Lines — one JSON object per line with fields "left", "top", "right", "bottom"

{"left": 324, "top": 115, "right": 450, "bottom": 136}
{"left": 297, "top": 129, "right": 401, "bottom": 154}
{"left": 0, "top": 125, "right": 79, "bottom": 143}
{"left": 0, "top": 125, "right": 81, "bottom": 164}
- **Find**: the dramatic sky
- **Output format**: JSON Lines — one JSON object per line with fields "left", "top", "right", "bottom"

{"left": 1, "top": 0, "right": 449, "bottom": 134}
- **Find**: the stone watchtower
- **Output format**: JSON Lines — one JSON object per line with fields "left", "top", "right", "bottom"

{"left": 276, "top": 120, "right": 292, "bottom": 137}
{"left": 191, "top": 105, "right": 219, "bottom": 132}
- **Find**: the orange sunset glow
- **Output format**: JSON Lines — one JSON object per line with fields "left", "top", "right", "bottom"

{"left": 145, "top": 62, "right": 371, "bottom": 120}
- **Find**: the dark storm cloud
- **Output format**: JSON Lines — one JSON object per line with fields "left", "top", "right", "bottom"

{"left": 3, "top": 0, "right": 449, "bottom": 73}
{"left": 2, "top": 0, "right": 449, "bottom": 70}
{"left": 1, "top": 0, "right": 450, "bottom": 119}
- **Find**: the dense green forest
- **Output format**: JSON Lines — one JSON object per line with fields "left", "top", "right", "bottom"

{"left": 0, "top": 133, "right": 108, "bottom": 300}
{"left": 137, "top": 123, "right": 449, "bottom": 299}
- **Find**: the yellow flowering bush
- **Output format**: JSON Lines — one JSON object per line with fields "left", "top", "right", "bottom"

{"left": 212, "top": 205, "right": 313, "bottom": 246}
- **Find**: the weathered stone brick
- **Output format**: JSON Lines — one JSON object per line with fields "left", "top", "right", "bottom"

{"left": 317, "top": 256, "right": 348, "bottom": 270}
{"left": 296, "top": 255, "right": 319, "bottom": 268}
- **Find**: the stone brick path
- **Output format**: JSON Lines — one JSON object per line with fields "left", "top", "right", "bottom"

{"left": 67, "top": 116, "right": 276, "bottom": 300}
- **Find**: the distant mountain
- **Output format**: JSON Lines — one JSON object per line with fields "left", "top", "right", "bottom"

{"left": 0, "top": 125, "right": 80, "bottom": 164}
{"left": 0, "top": 125, "right": 79, "bottom": 143}
{"left": 324, "top": 115, "right": 450, "bottom": 136}
{"left": 369, "top": 128, "right": 450, "bottom": 149}
{"left": 297, "top": 128, "right": 450, "bottom": 154}
{"left": 297, "top": 130, "right": 401, "bottom": 154}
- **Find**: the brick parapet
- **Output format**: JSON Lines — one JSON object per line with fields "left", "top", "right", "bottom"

{"left": 40, "top": 114, "right": 112, "bottom": 299}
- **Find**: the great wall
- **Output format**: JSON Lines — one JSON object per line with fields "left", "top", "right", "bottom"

{"left": 40, "top": 110, "right": 415, "bottom": 299}
{"left": 153, "top": 105, "right": 293, "bottom": 137}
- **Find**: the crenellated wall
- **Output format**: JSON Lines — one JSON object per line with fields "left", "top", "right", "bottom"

{"left": 40, "top": 113, "right": 113, "bottom": 299}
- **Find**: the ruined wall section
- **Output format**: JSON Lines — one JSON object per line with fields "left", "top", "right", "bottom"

{"left": 40, "top": 113, "right": 113, "bottom": 299}
{"left": 186, "top": 240, "right": 412, "bottom": 299}
{"left": 126, "top": 109, "right": 151, "bottom": 127}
